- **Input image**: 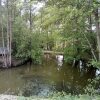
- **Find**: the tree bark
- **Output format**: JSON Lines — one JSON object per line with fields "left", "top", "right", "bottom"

{"left": 95, "top": 8, "right": 100, "bottom": 60}
{"left": 1, "top": 16, "right": 7, "bottom": 67}
{"left": 29, "top": 0, "right": 32, "bottom": 31}
{"left": 0, "top": 0, "right": 7, "bottom": 67}
{"left": 6, "top": 0, "right": 12, "bottom": 67}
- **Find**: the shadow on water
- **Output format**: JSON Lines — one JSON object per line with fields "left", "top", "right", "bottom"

{"left": 0, "top": 54, "right": 99, "bottom": 96}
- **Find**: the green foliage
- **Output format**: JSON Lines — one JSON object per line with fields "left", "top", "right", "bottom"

{"left": 64, "top": 45, "right": 77, "bottom": 63}
{"left": 89, "top": 60, "right": 100, "bottom": 68}
{"left": 30, "top": 32, "right": 43, "bottom": 64}
{"left": 64, "top": 39, "right": 91, "bottom": 63}
{"left": 85, "top": 76, "right": 100, "bottom": 96}
{"left": 49, "top": 92, "right": 100, "bottom": 100}
{"left": 13, "top": 17, "right": 42, "bottom": 64}
{"left": 17, "top": 91, "right": 100, "bottom": 100}
{"left": 0, "top": 0, "right": 99, "bottom": 66}
{"left": 37, "top": 0, "right": 97, "bottom": 64}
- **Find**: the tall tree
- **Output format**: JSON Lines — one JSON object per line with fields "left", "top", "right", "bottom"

{"left": 0, "top": 0, "right": 7, "bottom": 67}
{"left": 6, "top": 0, "right": 13, "bottom": 67}
{"left": 95, "top": 8, "right": 100, "bottom": 60}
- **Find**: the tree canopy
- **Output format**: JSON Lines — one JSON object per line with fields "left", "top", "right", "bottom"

{"left": 0, "top": 0, "right": 100, "bottom": 67}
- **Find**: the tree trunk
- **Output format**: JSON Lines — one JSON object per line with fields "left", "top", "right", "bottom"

{"left": 29, "top": 0, "right": 32, "bottom": 31}
{"left": 1, "top": 16, "right": 7, "bottom": 67}
{"left": 95, "top": 8, "right": 100, "bottom": 60}
{"left": 6, "top": 0, "right": 12, "bottom": 67}
{"left": 0, "top": 0, "right": 7, "bottom": 67}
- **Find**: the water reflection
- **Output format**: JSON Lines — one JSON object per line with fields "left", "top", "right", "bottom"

{"left": 56, "top": 55, "right": 63, "bottom": 71}
{"left": 96, "top": 69, "right": 100, "bottom": 76}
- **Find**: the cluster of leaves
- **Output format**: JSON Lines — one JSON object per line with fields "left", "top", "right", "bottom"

{"left": 13, "top": 17, "right": 42, "bottom": 64}
{"left": 38, "top": 0, "right": 97, "bottom": 63}
{"left": 10, "top": 0, "right": 99, "bottom": 65}
{"left": 85, "top": 76, "right": 100, "bottom": 96}
{"left": 49, "top": 92, "right": 100, "bottom": 100}
{"left": 17, "top": 91, "right": 100, "bottom": 100}
{"left": 0, "top": 0, "right": 98, "bottom": 65}
{"left": 88, "top": 59, "right": 100, "bottom": 68}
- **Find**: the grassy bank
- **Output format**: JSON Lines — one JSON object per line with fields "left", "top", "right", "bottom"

{"left": 0, "top": 94, "right": 100, "bottom": 100}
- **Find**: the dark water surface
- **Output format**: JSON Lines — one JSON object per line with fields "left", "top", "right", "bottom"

{"left": 0, "top": 55, "right": 98, "bottom": 96}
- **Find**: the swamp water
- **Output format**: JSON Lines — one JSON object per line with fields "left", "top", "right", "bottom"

{"left": 0, "top": 55, "right": 99, "bottom": 96}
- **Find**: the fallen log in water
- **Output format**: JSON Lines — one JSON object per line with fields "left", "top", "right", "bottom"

{"left": 43, "top": 51, "right": 64, "bottom": 55}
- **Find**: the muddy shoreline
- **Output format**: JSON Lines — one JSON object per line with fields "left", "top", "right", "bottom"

{"left": 0, "top": 57, "right": 30, "bottom": 68}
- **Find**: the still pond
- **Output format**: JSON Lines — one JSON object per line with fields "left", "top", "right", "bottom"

{"left": 0, "top": 55, "right": 99, "bottom": 96}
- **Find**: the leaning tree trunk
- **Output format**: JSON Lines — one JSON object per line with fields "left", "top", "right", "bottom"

{"left": 95, "top": 8, "right": 100, "bottom": 60}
